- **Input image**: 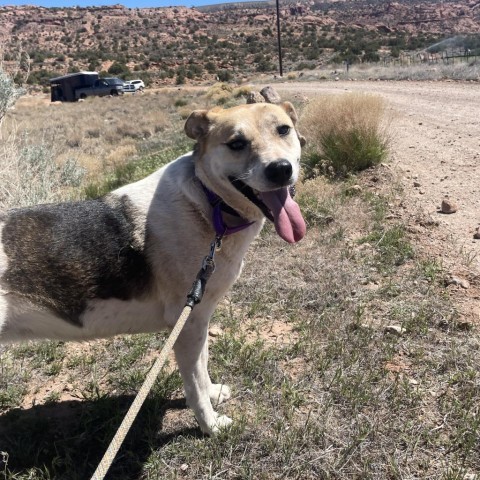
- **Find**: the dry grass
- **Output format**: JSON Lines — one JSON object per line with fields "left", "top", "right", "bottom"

{"left": 5, "top": 93, "right": 173, "bottom": 177}
{"left": 299, "top": 93, "right": 390, "bottom": 176}
{"left": 348, "top": 60, "right": 480, "bottom": 82}
{"left": 0, "top": 129, "right": 85, "bottom": 209}
{"left": 283, "top": 60, "right": 480, "bottom": 83}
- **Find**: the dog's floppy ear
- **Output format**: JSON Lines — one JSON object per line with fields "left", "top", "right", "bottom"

{"left": 280, "top": 101, "right": 306, "bottom": 147}
{"left": 185, "top": 110, "right": 210, "bottom": 140}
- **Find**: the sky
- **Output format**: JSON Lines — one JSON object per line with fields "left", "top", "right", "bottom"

{"left": 0, "top": 0, "right": 241, "bottom": 7}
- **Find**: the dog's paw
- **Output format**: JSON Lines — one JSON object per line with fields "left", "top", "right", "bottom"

{"left": 210, "top": 414, "right": 233, "bottom": 434}
{"left": 200, "top": 413, "right": 233, "bottom": 435}
{"left": 209, "top": 384, "right": 231, "bottom": 406}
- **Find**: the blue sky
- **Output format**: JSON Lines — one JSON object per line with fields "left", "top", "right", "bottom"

{"left": 0, "top": 0, "right": 238, "bottom": 6}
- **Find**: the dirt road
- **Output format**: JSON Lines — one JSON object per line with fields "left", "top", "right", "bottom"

{"left": 278, "top": 81, "right": 480, "bottom": 276}
{"left": 277, "top": 80, "right": 480, "bottom": 321}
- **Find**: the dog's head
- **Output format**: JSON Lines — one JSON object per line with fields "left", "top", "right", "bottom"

{"left": 185, "top": 102, "right": 306, "bottom": 243}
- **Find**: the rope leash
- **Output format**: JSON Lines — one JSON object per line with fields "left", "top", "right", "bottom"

{"left": 90, "top": 236, "right": 221, "bottom": 480}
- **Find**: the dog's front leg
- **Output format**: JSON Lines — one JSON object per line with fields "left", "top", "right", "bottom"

{"left": 201, "top": 337, "right": 231, "bottom": 407}
{"left": 174, "top": 312, "right": 232, "bottom": 435}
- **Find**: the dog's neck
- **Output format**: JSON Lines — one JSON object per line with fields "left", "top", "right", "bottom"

{"left": 199, "top": 181, "right": 255, "bottom": 237}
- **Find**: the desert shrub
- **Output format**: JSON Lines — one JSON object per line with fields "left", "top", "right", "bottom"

{"left": 0, "top": 63, "right": 84, "bottom": 208}
{"left": 232, "top": 85, "right": 252, "bottom": 98}
{"left": 174, "top": 98, "right": 189, "bottom": 107}
{"left": 206, "top": 82, "right": 234, "bottom": 105}
{"left": 217, "top": 69, "right": 233, "bottom": 82}
{"left": 300, "top": 93, "right": 390, "bottom": 177}
{"left": 0, "top": 139, "right": 85, "bottom": 209}
{"left": 108, "top": 61, "right": 130, "bottom": 76}
{"left": 0, "top": 68, "right": 23, "bottom": 125}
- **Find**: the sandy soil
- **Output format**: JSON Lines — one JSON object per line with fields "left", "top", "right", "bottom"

{"left": 278, "top": 80, "right": 480, "bottom": 319}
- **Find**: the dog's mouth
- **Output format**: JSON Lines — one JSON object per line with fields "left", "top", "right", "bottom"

{"left": 229, "top": 177, "right": 306, "bottom": 243}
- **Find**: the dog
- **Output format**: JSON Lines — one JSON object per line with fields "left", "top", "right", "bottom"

{"left": 0, "top": 102, "right": 306, "bottom": 434}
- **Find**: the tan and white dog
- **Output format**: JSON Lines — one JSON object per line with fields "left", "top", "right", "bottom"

{"left": 0, "top": 102, "right": 306, "bottom": 434}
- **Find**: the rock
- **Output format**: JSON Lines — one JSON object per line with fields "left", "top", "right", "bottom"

{"left": 473, "top": 227, "right": 480, "bottom": 240}
{"left": 180, "top": 464, "right": 189, "bottom": 472}
{"left": 209, "top": 326, "right": 224, "bottom": 337}
{"left": 384, "top": 325, "right": 405, "bottom": 335}
{"left": 260, "top": 86, "right": 281, "bottom": 104}
{"left": 446, "top": 275, "right": 470, "bottom": 289}
{"left": 413, "top": 181, "right": 421, "bottom": 187}
{"left": 246, "top": 91, "right": 265, "bottom": 104}
{"left": 440, "top": 197, "right": 458, "bottom": 214}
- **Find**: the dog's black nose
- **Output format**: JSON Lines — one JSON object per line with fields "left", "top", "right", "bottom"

{"left": 265, "top": 160, "right": 293, "bottom": 185}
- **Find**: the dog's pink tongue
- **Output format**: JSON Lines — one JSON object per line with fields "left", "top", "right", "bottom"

{"left": 259, "top": 188, "right": 306, "bottom": 243}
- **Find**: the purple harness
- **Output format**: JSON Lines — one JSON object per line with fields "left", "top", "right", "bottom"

{"left": 201, "top": 183, "right": 255, "bottom": 237}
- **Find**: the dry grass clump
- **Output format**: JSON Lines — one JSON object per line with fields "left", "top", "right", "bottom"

{"left": 232, "top": 84, "right": 253, "bottom": 98}
{"left": 206, "top": 82, "right": 235, "bottom": 105}
{"left": 300, "top": 93, "right": 390, "bottom": 176}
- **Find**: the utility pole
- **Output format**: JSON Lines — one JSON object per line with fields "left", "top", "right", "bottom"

{"left": 276, "top": 0, "right": 283, "bottom": 76}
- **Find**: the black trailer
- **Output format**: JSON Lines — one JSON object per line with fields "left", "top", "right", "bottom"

{"left": 50, "top": 72, "right": 99, "bottom": 102}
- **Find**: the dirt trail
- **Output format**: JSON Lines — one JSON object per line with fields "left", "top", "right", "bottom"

{"left": 279, "top": 80, "right": 480, "bottom": 317}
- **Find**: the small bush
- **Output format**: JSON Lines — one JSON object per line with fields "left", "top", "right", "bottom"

{"left": 206, "top": 82, "right": 234, "bottom": 105}
{"left": 217, "top": 69, "right": 233, "bottom": 82}
{"left": 300, "top": 93, "right": 390, "bottom": 177}
{"left": 232, "top": 85, "right": 252, "bottom": 98}
{"left": 0, "top": 140, "right": 85, "bottom": 208}
{"left": 174, "top": 98, "right": 189, "bottom": 107}
{"left": 0, "top": 69, "right": 23, "bottom": 125}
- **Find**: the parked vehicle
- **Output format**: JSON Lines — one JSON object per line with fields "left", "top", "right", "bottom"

{"left": 123, "top": 79, "right": 145, "bottom": 93}
{"left": 50, "top": 71, "right": 98, "bottom": 102}
{"left": 49, "top": 72, "right": 125, "bottom": 102}
{"left": 75, "top": 77, "right": 125, "bottom": 100}
{"left": 123, "top": 83, "right": 136, "bottom": 94}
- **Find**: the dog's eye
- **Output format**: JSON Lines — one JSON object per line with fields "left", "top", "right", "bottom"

{"left": 277, "top": 125, "right": 291, "bottom": 136}
{"left": 227, "top": 139, "right": 247, "bottom": 151}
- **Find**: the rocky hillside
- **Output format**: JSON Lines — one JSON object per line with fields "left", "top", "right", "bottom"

{"left": 1, "top": 0, "right": 479, "bottom": 86}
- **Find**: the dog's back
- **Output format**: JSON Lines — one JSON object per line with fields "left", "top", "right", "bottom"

{"left": 1, "top": 196, "right": 152, "bottom": 323}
